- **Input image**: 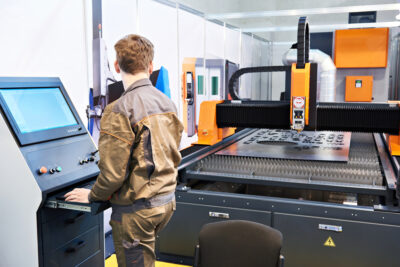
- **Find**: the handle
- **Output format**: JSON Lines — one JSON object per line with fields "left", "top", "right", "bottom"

{"left": 65, "top": 212, "right": 85, "bottom": 224}
{"left": 65, "top": 240, "right": 86, "bottom": 254}
{"left": 318, "top": 224, "right": 342, "bottom": 232}
{"left": 209, "top": 211, "right": 230, "bottom": 219}
{"left": 186, "top": 72, "right": 194, "bottom": 104}
{"left": 296, "top": 16, "right": 310, "bottom": 69}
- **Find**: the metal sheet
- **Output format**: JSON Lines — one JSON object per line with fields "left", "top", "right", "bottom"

{"left": 216, "top": 129, "right": 351, "bottom": 162}
{"left": 196, "top": 133, "right": 382, "bottom": 187}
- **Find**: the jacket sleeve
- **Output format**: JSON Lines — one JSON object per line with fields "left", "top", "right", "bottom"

{"left": 89, "top": 106, "right": 135, "bottom": 202}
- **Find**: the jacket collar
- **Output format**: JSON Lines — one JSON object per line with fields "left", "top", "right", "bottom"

{"left": 123, "top": 78, "right": 152, "bottom": 96}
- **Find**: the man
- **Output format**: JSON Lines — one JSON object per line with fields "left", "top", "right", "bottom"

{"left": 65, "top": 34, "right": 183, "bottom": 267}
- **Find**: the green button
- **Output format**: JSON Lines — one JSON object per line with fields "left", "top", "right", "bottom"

{"left": 56, "top": 166, "right": 62, "bottom": 172}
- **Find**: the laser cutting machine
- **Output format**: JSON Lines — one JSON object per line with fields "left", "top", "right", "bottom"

{"left": 156, "top": 17, "right": 400, "bottom": 267}
{"left": 0, "top": 77, "right": 108, "bottom": 267}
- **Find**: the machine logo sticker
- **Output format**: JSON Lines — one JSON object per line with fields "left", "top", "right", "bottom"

{"left": 67, "top": 128, "right": 79, "bottom": 133}
{"left": 324, "top": 236, "right": 336, "bottom": 247}
{"left": 293, "top": 97, "right": 305, "bottom": 108}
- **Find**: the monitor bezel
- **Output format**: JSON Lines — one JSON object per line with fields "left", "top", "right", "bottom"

{"left": 0, "top": 77, "right": 86, "bottom": 146}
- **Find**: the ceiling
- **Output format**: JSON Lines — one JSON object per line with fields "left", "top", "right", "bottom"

{"left": 177, "top": 0, "right": 400, "bottom": 42}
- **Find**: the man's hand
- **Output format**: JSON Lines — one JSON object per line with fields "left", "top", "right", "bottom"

{"left": 64, "top": 188, "right": 91, "bottom": 203}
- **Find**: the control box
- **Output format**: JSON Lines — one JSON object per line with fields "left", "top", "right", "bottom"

{"left": 345, "top": 76, "right": 373, "bottom": 102}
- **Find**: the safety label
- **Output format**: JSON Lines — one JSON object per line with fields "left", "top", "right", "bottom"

{"left": 324, "top": 236, "right": 336, "bottom": 247}
{"left": 293, "top": 96, "right": 305, "bottom": 108}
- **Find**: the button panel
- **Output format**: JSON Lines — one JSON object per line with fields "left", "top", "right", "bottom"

{"left": 39, "top": 166, "right": 62, "bottom": 175}
{"left": 22, "top": 135, "right": 100, "bottom": 192}
{"left": 78, "top": 154, "right": 98, "bottom": 166}
{"left": 40, "top": 152, "right": 98, "bottom": 176}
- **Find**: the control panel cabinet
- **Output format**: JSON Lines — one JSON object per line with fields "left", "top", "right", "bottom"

{"left": 39, "top": 208, "right": 104, "bottom": 267}
{"left": 0, "top": 77, "right": 109, "bottom": 267}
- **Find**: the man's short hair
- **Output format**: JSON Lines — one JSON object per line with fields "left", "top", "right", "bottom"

{"left": 114, "top": 34, "right": 154, "bottom": 74}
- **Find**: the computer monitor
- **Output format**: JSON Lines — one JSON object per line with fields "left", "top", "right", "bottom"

{"left": 0, "top": 77, "right": 85, "bottom": 145}
{"left": 0, "top": 88, "right": 78, "bottom": 133}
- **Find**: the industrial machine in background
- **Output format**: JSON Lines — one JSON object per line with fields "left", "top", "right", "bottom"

{"left": 156, "top": 17, "right": 400, "bottom": 267}
{"left": 182, "top": 57, "right": 239, "bottom": 138}
{"left": 0, "top": 77, "right": 108, "bottom": 267}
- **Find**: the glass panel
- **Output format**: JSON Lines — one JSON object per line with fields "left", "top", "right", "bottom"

{"left": 211, "top": 76, "right": 219, "bottom": 95}
{"left": 0, "top": 88, "right": 77, "bottom": 133}
{"left": 197, "top": 75, "right": 204, "bottom": 95}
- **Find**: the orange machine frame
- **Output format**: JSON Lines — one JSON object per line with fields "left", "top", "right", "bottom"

{"left": 388, "top": 134, "right": 400, "bottom": 156}
{"left": 387, "top": 101, "right": 400, "bottom": 156}
{"left": 182, "top": 58, "right": 197, "bottom": 136}
{"left": 290, "top": 63, "right": 311, "bottom": 127}
{"left": 196, "top": 100, "right": 235, "bottom": 146}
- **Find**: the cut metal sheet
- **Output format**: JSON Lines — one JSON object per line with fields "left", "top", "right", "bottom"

{"left": 216, "top": 129, "right": 351, "bottom": 162}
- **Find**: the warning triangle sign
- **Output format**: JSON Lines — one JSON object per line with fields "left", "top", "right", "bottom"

{"left": 324, "top": 236, "right": 336, "bottom": 247}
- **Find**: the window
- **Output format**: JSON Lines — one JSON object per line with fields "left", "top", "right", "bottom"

{"left": 197, "top": 75, "right": 204, "bottom": 95}
{"left": 211, "top": 76, "right": 219, "bottom": 96}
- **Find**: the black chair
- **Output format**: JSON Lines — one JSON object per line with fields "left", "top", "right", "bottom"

{"left": 194, "top": 220, "right": 284, "bottom": 267}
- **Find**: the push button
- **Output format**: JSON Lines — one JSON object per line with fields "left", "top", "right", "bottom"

{"left": 39, "top": 167, "right": 48, "bottom": 174}
{"left": 56, "top": 166, "right": 62, "bottom": 172}
{"left": 79, "top": 160, "right": 85, "bottom": 165}
{"left": 49, "top": 168, "right": 56, "bottom": 174}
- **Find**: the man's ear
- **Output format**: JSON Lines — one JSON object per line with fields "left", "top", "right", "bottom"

{"left": 114, "top": 60, "right": 120, "bottom": 73}
{"left": 149, "top": 61, "right": 153, "bottom": 75}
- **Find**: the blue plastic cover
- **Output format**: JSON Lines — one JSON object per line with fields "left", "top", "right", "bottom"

{"left": 88, "top": 88, "right": 94, "bottom": 135}
{"left": 155, "top": 66, "right": 171, "bottom": 98}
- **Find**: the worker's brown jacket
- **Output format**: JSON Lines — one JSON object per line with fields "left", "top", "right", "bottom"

{"left": 89, "top": 78, "right": 183, "bottom": 205}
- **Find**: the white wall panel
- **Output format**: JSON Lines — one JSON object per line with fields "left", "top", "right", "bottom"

{"left": 179, "top": 9, "right": 205, "bottom": 59}
{"left": 225, "top": 28, "right": 241, "bottom": 64}
{"left": 0, "top": 0, "right": 89, "bottom": 124}
{"left": 250, "top": 39, "right": 262, "bottom": 99}
{"left": 240, "top": 33, "right": 253, "bottom": 99}
{"left": 139, "top": 0, "right": 179, "bottom": 109}
{"left": 205, "top": 20, "right": 225, "bottom": 59}
{"left": 272, "top": 43, "right": 292, "bottom": 100}
{"left": 102, "top": 0, "right": 137, "bottom": 79}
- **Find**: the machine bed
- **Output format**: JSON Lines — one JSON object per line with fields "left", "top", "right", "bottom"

{"left": 182, "top": 130, "right": 395, "bottom": 206}
{"left": 156, "top": 129, "right": 400, "bottom": 267}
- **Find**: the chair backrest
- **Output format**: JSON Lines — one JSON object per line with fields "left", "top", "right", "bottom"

{"left": 197, "top": 220, "right": 283, "bottom": 267}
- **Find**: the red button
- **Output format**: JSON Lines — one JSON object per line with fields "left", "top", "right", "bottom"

{"left": 39, "top": 167, "right": 48, "bottom": 174}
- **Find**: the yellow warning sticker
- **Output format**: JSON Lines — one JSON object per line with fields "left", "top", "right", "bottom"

{"left": 324, "top": 236, "right": 336, "bottom": 247}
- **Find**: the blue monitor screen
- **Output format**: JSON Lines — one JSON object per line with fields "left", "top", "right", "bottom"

{"left": 0, "top": 88, "right": 78, "bottom": 133}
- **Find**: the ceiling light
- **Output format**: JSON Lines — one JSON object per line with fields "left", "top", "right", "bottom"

{"left": 242, "top": 21, "right": 400, "bottom": 33}
{"left": 207, "top": 4, "right": 400, "bottom": 20}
